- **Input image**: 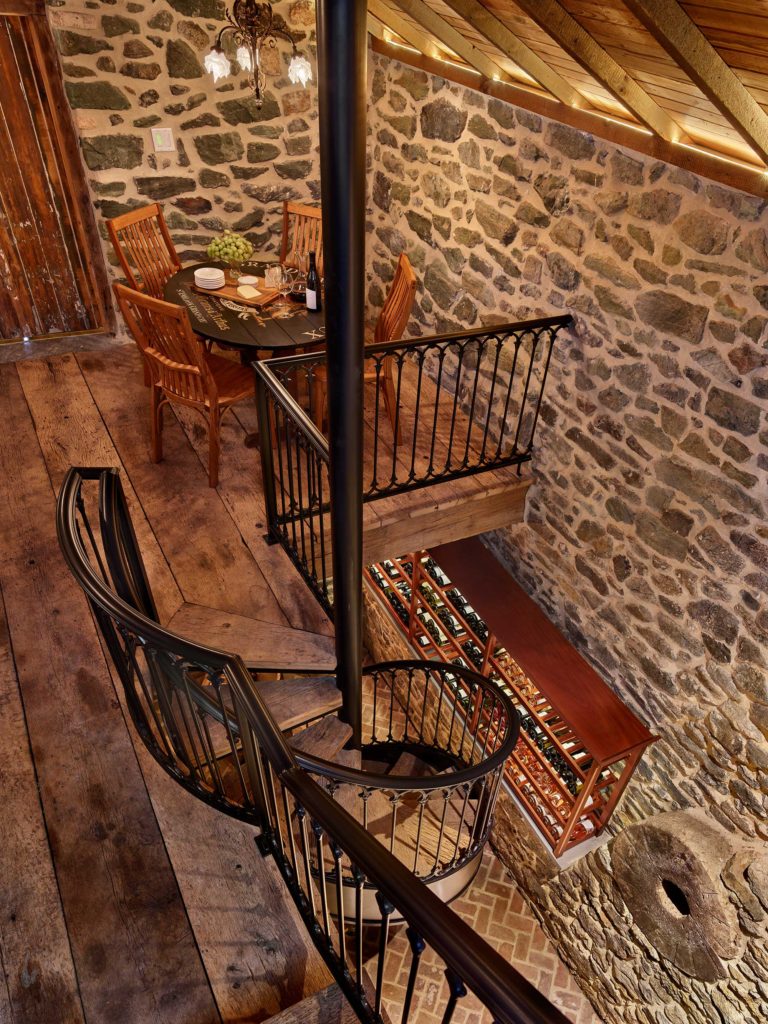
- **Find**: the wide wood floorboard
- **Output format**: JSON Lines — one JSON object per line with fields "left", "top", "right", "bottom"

{"left": 174, "top": 399, "right": 331, "bottom": 637}
{"left": 16, "top": 354, "right": 184, "bottom": 625}
{"left": 0, "top": 587, "right": 86, "bottom": 1024}
{"left": 0, "top": 364, "right": 219, "bottom": 1024}
{"left": 76, "top": 345, "right": 287, "bottom": 627}
{"left": 0, "top": 351, "right": 335, "bottom": 1022}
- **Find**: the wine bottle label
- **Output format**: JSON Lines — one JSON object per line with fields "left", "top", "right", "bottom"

{"left": 306, "top": 288, "right": 318, "bottom": 310}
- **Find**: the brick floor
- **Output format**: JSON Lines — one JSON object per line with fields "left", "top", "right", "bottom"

{"left": 381, "top": 848, "right": 600, "bottom": 1024}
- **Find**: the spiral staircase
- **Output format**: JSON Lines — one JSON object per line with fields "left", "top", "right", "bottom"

{"left": 57, "top": 467, "right": 563, "bottom": 1024}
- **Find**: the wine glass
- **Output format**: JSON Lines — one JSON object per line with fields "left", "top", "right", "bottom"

{"left": 278, "top": 266, "right": 294, "bottom": 307}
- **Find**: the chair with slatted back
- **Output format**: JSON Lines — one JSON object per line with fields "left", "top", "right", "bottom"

{"left": 113, "top": 282, "right": 254, "bottom": 488}
{"left": 279, "top": 201, "right": 323, "bottom": 276}
{"left": 311, "top": 252, "right": 417, "bottom": 443}
{"left": 106, "top": 203, "right": 181, "bottom": 299}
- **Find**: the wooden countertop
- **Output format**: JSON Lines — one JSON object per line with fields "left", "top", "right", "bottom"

{"left": 431, "top": 538, "right": 657, "bottom": 765}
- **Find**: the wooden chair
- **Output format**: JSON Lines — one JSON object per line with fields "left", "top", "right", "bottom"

{"left": 280, "top": 201, "right": 323, "bottom": 276}
{"left": 106, "top": 203, "right": 181, "bottom": 299}
{"left": 113, "top": 282, "right": 254, "bottom": 488}
{"left": 312, "top": 252, "right": 417, "bottom": 442}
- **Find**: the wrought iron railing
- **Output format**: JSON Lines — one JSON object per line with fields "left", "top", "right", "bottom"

{"left": 298, "top": 660, "right": 516, "bottom": 887}
{"left": 255, "top": 359, "right": 334, "bottom": 613}
{"left": 254, "top": 315, "right": 571, "bottom": 613}
{"left": 57, "top": 467, "right": 568, "bottom": 1024}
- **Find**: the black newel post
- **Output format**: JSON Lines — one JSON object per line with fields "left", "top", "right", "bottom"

{"left": 316, "top": 0, "right": 367, "bottom": 744}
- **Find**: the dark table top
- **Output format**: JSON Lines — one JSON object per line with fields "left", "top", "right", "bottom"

{"left": 164, "top": 262, "right": 325, "bottom": 353}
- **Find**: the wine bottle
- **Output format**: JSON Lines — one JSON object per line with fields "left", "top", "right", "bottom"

{"left": 306, "top": 250, "right": 321, "bottom": 312}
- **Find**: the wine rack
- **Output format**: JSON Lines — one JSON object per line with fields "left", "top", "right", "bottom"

{"left": 365, "top": 547, "right": 656, "bottom": 857}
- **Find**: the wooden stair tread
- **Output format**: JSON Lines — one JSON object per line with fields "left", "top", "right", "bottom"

{"left": 165, "top": 601, "right": 336, "bottom": 670}
{"left": 264, "top": 983, "right": 359, "bottom": 1024}
{"left": 254, "top": 676, "right": 342, "bottom": 731}
{"left": 290, "top": 716, "right": 352, "bottom": 761}
{"left": 327, "top": 747, "right": 362, "bottom": 816}
{"left": 387, "top": 751, "right": 436, "bottom": 777}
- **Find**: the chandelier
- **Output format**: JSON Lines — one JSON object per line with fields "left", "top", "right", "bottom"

{"left": 204, "top": 0, "right": 313, "bottom": 108}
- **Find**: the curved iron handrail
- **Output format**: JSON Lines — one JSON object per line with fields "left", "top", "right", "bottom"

{"left": 57, "top": 467, "right": 570, "bottom": 1024}
{"left": 295, "top": 659, "right": 518, "bottom": 790}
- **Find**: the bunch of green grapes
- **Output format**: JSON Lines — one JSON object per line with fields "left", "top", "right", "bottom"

{"left": 207, "top": 229, "right": 254, "bottom": 264}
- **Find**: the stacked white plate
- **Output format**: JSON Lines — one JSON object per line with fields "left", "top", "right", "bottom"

{"left": 194, "top": 266, "right": 225, "bottom": 290}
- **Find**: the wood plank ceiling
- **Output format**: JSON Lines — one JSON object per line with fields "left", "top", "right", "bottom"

{"left": 368, "top": 0, "right": 768, "bottom": 195}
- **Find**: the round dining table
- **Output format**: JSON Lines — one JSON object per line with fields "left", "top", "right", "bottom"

{"left": 163, "top": 261, "right": 326, "bottom": 362}
{"left": 164, "top": 260, "right": 325, "bottom": 447}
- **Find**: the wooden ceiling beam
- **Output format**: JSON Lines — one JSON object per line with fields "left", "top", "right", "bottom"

{"left": 369, "top": 34, "right": 768, "bottom": 200}
{"left": 440, "top": 0, "right": 586, "bottom": 108}
{"left": 510, "top": 0, "right": 686, "bottom": 143}
{"left": 368, "top": 0, "right": 460, "bottom": 64}
{"left": 622, "top": 0, "right": 768, "bottom": 166}
{"left": 390, "top": 0, "right": 511, "bottom": 84}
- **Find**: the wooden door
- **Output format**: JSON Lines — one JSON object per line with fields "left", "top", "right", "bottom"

{"left": 0, "top": 4, "right": 110, "bottom": 341}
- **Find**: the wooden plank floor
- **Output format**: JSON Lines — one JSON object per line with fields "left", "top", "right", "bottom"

{"left": 0, "top": 345, "right": 334, "bottom": 1024}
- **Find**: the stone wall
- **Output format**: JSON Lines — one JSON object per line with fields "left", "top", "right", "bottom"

{"left": 47, "top": 0, "right": 319, "bottom": 273}
{"left": 366, "top": 50, "right": 768, "bottom": 1024}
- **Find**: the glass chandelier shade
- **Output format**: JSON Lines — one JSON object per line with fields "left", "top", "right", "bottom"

{"left": 287, "top": 53, "right": 312, "bottom": 87}
{"left": 204, "top": 0, "right": 313, "bottom": 108}
{"left": 203, "top": 48, "right": 231, "bottom": 84}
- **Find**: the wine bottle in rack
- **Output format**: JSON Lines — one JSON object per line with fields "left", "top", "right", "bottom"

{"left": 306, "top": 250, "right": 321, "bottom": 312}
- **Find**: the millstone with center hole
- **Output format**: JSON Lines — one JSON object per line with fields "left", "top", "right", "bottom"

{"left": 611, "top": 809, "right": 743, "bottom": 981}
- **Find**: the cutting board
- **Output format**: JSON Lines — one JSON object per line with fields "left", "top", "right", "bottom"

{"left": 192, "top": 280, "right": 281, "bottom": 309}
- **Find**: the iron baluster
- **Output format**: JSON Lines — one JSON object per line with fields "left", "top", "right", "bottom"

{"left": 282, "top": 407, "right": 300, "bottom": 558}
{"left": 443, "top": 339, "right": 467, "bottom": 476}
{"left": 522, "top": 327, "right": 558, "bottom": 459}
{"left": 404, "top": 667, "right": 414, "bottom": 744}
{"left": 407, "top": 349, "right": 425, "bottom": 484}
{"left": 494, "top": 332, "right": 522, "bottom": 462}
{"left": 460, "top": 336, "right": 483, "bottom": 470}
{"left": 388, "top": 792, "right": 399, "bottom": 855}
{"left": 294, "top": 434, "right": 308, "bottom": 573}
{"left": 441, "top": 969, "right": 468, "bottom": 1024}
{"left": 401, "top": 928, "right": 426, "bottom": 1024}
{"left": 374, "top": 892, "right": 394, "bottom": 1018}
{"left": 369, "top": 355, "right": 382, "bottom": 496}
{"left": 313, "top": 820, "right": 332, "bottom": 940}
{"left": 273, "top": 404, "right": 289, "bottom": 537}
{"left": 433, "top": 671, "right": 447, "bottom": 747}
{"left": 389, "top": 349, "right": 405, "bottom": 476}
{"left": 282, "top": 786, "right": 299, "bottom": 880}
{"left": 412, "top": 792, "right": 428, "bottom": 874}
{"left": 352, "top": 864, "right": 365, "bottom": 997}
{"left": 479, "top": 334, "right": 504, "bottom": 463}
{"left": 316, "top": 459, "right": 328, "bottom": 601}
{"left": 426, "top": 345, "right": 446, "bottom": 479}
{"left": 511, "top": 329, "right": 540, "bottom": 456}
{"left": 255, "top": 370, "right": 279, "bottom": 539}
{"left": 331, "top": 840, "right": 347, "bottom": 964}
{"left": 297, "top": 806, "right": 316, "bottom": 918}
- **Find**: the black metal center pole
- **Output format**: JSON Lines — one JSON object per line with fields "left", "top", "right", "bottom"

{"left": 316, "top": 0, "right": 367, "bottom": 744}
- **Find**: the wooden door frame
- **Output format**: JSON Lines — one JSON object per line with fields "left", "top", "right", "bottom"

{"left": 1, "top": 0, "right": 114, "bottom": 333}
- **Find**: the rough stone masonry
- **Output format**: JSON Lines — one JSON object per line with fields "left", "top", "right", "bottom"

{"left": 48, "top": 0, "right": 319, "bottom": 272}
{"left": 364, "top": 51, "right": 768, "bottom": 1024}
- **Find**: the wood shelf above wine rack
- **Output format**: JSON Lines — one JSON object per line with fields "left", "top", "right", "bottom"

{"left": 364, "top": 538, "right": 657, "bottom": 858}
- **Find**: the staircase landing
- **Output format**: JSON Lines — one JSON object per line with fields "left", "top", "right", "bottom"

{"left": 362, "top": 466, "right": 531, "bottom": 566}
